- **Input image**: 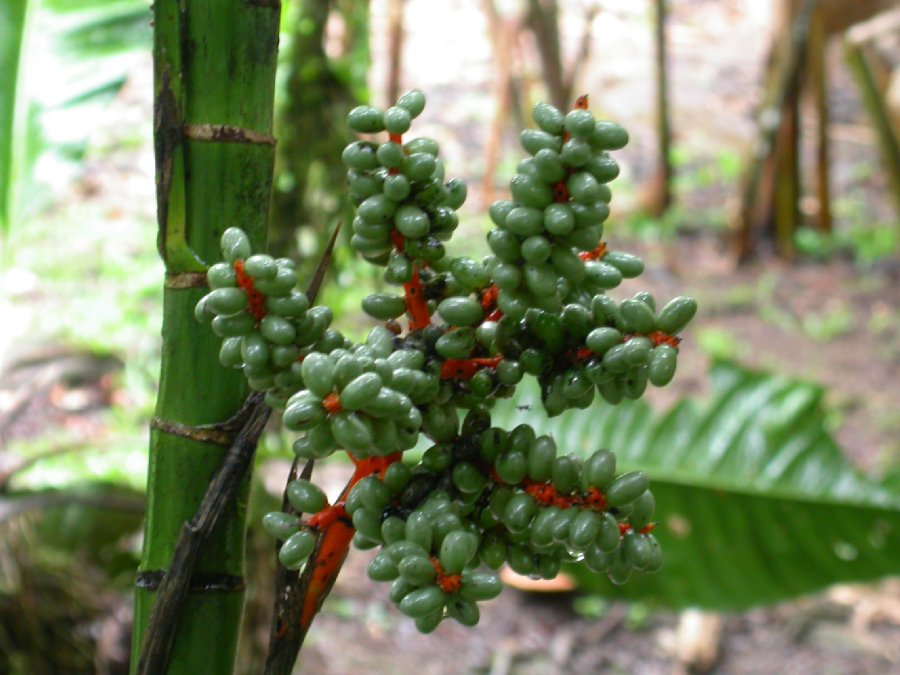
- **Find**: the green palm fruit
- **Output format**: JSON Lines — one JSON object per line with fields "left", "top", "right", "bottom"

{"left": 487, "top": 228, "right": 521, "bottom": 262}
{"left": 221, "top": 227, "right": 252, "bottom": 262}
{"left": 396, "top": 89, "right": 426, "bottom": 117}
{"left": 399, "top": 587, "right": 446, "bottom": 619}
{"left": 448, "top": 598, "right": 480, "bottom": 627}
{"left": 619, "top": 299, "right": 656, "bottom": 334}
{"left": 460, "top": 570, "right": 502, "bottom": 602}
{"left": 534, "top": 148, "right": 566, "bottom": 183}
{"left": 584, "top": 543, "right": 614, "bottom": 573}
{"left": 348, "top": 170, "right": 383, "bottom": 199}
{"left": 629, "top": 491, "right": 656, "bottom": 531}
{"left": 262, "top": 512, "right": 301, "bottom": 540}
{"left": 278, "top": 530, "right": 317, "bottom": 570}
{"left": 509, "top": 173, "right": 554, "bottom": 209}
{"left": 603, "top": 251, "right": 644, "bottom": 278}
{"left": 241, "top": 332, "right": 269, "bottom": 369}
{"left": 544, "top": 203, "right": 576, "bottom": 235}
{"left": 376, "top": 141, "right": 405, "bottom": 168}
{"left": 285, "top": 480, "right": 327, "bottom": 513}
{"left": 656, "top": 295, "right": 697, "bottom": 334}
{"left": 586, "top": 326, "right": 623, "bottom": 355}
{"left": 403, "top": 153, "right": 437, "bottom": 182}
{"left": 342, "top": 141, "right": 380, "bottom": 171}
{"left": 560, "top": 137, "right": 591, "bottom": 166}
{"left": 438, "top": 297, "right": 484, "bottom": 327}
{"left": 495, "top": 450, "right": 528, "bottom": 485}
{"left": 368, "top": 552, "right": 400, "bottom": 582}
{"left": 440, "top": 530, "right": 479, "bottom": 574}
{"left": 266, "top": 292, "right": 309, "bottom": 317}
{"left": 505, "top": 206, "right": 545, "bottom": 236}
{"left": 383, "top": 106, "right": 412, "bottom": 134}
{"left": 347, "top": 105, "right": 384, "bottom": 133}
{"left": 532, "top": 102, "right": 565, "bottom": 134}
{"left": 585, "top": 449, "right": 616, "bottom": 489}
{"left": 589, "top": 121, "right": 628, "bottom": 150}
{"left": 551, "top": 455, "right": 582, "bottom": 494}
{"left": 567, "top": 171, "right": 602, "bottom": 203}
{"left": 547, "top": 506, "right": 575, "bottom": 543}
{"left": 415, "top": 611, "right": 444, "bottom": 635}
{"left": 584, "top": 153, "right": 619, "bottom": 183}
{"left": 330, "top": 411, "right": 375, "bottom": 454}
{"left": 340, "top": 373, "right": 383, "bottom": 411}
{"left": 398, "top": 554, "right": 437, "bottom": 586}
{"left": 395, "top": 204, "right": 431, "bottom": 238}
{"left": 520, "top": 129, "right": 563, "bottom": 155}
{"left": 606, "top": 471, "right": 650, "bottom": 507}
{"left": 649, "top": 344, "right": 678, "bottom": 386}
{"left": 504, "top": 493, "right": 537, "bottom": 533}
{"left": 550, "top": 245, "right": 586, "bottom": 282}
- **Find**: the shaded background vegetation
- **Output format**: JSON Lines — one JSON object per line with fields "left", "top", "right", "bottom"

{"left": 0, "top": 0, "right": 898, "bottom": 672}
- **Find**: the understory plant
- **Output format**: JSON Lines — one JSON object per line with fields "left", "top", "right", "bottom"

{"left": 194, "top": 90, "right": 697, "bottom": 644}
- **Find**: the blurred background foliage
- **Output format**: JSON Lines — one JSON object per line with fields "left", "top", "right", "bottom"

{"left": 0, "top": 0, "right": 898, "bottom": 672}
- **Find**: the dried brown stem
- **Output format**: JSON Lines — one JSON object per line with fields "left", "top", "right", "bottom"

{"left": 136, "top": 394, "right": 271, "bottom": 675}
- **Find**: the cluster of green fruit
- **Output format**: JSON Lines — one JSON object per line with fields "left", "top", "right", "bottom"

{"left": 282, "top": 326, "right": 431, "bottom": 459}
{"left": 193, "top": 228, "right": 340, "bottom": 409}
{"left": 344, "top": 89, "right": 466, "bottom": 279}
{"left": 264, "top": 407, "right": 658, "bottom": 632}
{"left": 195, "top": 90, "right": 696, "bottom": 632}
{"left": 486, "top": 99, "right": 626, "bottom": 310}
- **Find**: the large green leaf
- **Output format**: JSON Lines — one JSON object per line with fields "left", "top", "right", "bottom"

{"left": 40, "top": 0, "right": 151, "bottom": 111}
{"left": 0, "top": 0, "right": 150, "bottom": 235}
{"left": 492, "top": 360, "right": 900, "bottom": 609}
{"left": 0, "top": 0, "right": 31, "bottom": 235}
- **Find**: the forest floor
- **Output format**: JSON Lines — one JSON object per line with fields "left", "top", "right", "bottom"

{"left": 2, "top": 0, "right": 899, "bottom": 673}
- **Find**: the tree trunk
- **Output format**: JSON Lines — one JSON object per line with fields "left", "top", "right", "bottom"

{"left": 131, "top": 1, "right": 280, "bottom": 673}
{"left": 732, "top": 0, "right": 814, "bottom": 262}
{"left": 844, "top": 12, "right": 900, "bottom": 212}
{"left": 525, "top": 0, "right": 566, "bottom": 111}
{"left": 269, "top": 0, "right": 369, "bottom": 263}
{"left": 646, "top": 0, "right": 673, "bottom": 216}
{"left": 806, "top": 6, "right": 832, "bottom": 234}
{"left": 385, "top": 0, "right": 405, "bottom": 106}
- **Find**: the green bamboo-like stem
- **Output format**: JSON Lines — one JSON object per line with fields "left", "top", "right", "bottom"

{"left": 0, "top": 0, "right": 30, "bottom": 235}
{"left": 131, "top": 1, "right": 280, "bottom": 673}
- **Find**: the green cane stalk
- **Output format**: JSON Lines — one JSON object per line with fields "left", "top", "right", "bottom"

{"left": 131, "top": 1, "right": 280, "bottom": 673}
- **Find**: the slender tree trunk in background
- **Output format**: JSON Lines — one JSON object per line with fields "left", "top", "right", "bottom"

{"left": 269, "top": 0, "right": 369, "bottom": 264}
{"left": 769, "top": 0, "right": 803, "bottom": 260}
{"left": 525, "top": 0, "right": 566, "bottom": 111}
{"left": 481, "top": 10, "right": 516, "bottom": 209}
{"left": 807, "top": 7, "right": 832, "bottom": 234}
{"left": 562, "top": 5, "right": 598, "bottom": 108}
{"left": 385, "top": 0, "right": 405, "bottom": 106}
{"left": 844, "top": 13, "right": 900, "bottom": 212}
{"left": 732, "top": 0, "right": 813, "bottom": 262}
{"left": 773, "top": 86, "right": 800, "bottom": 260}
{"left": 131, "top": 1, "right": 280, "bottom": 673}
{"left": 647, "top": 0, "right": 673, "bottom": 217}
